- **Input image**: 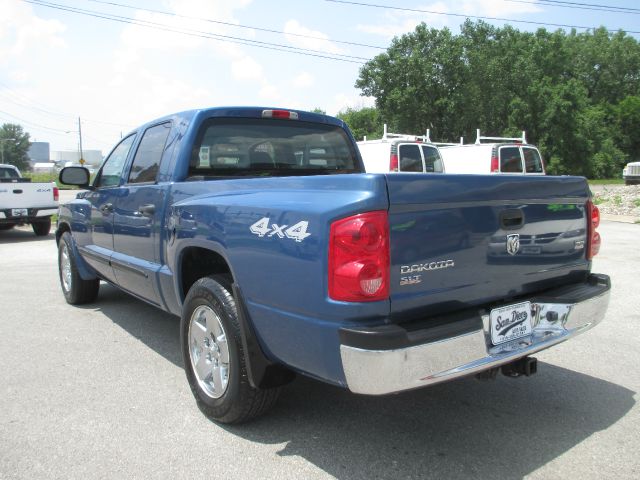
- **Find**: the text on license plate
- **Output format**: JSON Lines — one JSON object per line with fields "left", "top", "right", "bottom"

{"left": 490, "top": 301, "right": 533, "bottom": 345}
{"left": 11, "top": 208, "right": 28, "bottom": 217}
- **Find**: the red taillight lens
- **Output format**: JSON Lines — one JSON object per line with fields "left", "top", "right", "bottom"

{"left": 53, "top": 186, "right": 59, "bottom": 201}
{"left": 329, "top": 211, "right": 390, "bottom": 302}
{"left": 389, "top": 154, "right": 399, "bottom": 172}
{"left": 490, "top": 155, "right": 499, "bottom": 173}
{"left": 262, "top": 109, "right": 299, "bottom": 120}
{"left": 586, "top": 200, "right": 601, "bottom": 260}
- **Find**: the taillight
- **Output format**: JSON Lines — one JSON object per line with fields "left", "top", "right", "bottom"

{"left": 262, "top": 109, "right": 299, "bottom": 120}
{"left": 389, "top": 154, "right": 399, "bottom": 172}
{"left": 586, "top": 200, "right": 601, "bottom": 260}
{"left": 490, "top": 155, "right": 499, "bottom": 173}
{"left": 328, "top": 211, "right": 390, "bottom": 302}
{"left": 53, "top": 185, "right": 59, "bottom": 201}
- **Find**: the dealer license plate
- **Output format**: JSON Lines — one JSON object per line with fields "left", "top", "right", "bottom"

{"left": 490, "top": 301, "right": 533, "bottom": 345}
{"left": 11, "top": 208, "right": 28, "bottom": 217}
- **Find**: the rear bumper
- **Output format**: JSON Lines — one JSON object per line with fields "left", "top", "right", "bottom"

{"left": 0, "top": 207, "right": 57, "bottom": 223}
{"left": 339, "top": 274, "right": 610, "bottom": 395}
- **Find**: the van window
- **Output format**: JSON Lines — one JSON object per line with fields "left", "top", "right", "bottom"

{"left": 398, "top": 144, "right": 423, "bottom": 172}
{"left": 422, "top": 145, "right": 444, "bottom": 173}
{"left": 500, "top": 146, "right": 523, "bottom": 173}
{"left": 523, "top": 147, "right": 543, "bottom": 173}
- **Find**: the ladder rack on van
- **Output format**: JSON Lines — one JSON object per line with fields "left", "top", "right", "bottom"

{"left": 381, "top": 124, "right": 420, "bottom": 141}
{"left": 423, "top": 129, "right": 464, "bottom": 146}
{"left": 474, "top": 129, "right": 527, "bottom": 145}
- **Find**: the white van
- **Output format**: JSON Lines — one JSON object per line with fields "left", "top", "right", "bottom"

{"left": 439, "top": 130, "right": 545, "bottom": 175}
{"left": 357, "top": 126, "right": 445, "bottom": 174}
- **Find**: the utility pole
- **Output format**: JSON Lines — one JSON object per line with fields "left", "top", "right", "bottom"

{"left": 78, "top": 117, "right": 85, "bottom": 165}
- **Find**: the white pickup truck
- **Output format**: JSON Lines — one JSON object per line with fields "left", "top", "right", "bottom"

{"left": 0, "top": 164, "right": 59, "bottom": 236}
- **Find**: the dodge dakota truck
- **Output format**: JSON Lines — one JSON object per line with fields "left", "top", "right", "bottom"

{"left": 56, "top": 107, "right": 610, "bottom": 424}
{"left": 0, "top": 163, "right": 58, "bottom": 235}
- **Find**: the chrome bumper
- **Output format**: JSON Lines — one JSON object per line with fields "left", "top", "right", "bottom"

{"left": 340, "top": 275, "right": 610, "bottom": 395}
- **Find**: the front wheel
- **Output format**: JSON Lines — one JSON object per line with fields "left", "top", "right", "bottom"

{"left": 32, "top": 217, "right": 52, "bottom": 236}
{"left": 58, "top": 232, "right": 100, "bottom": 304}
{"left": 181, "top": 275, "right": 280, "bottom": 424}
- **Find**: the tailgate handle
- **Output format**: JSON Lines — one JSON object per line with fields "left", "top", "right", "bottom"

{"left": 500, "top": 209, "right": 524, "bottom": 230}
{"left": 13, "top": 189, "right": 23, "bottom": 194}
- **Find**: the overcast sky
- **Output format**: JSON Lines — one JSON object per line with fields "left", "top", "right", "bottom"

{"left": 1, "top": 0, "right": 639, "bottom": 155}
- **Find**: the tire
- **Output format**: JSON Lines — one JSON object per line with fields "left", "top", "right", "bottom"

{"left": 181, "top": 275, "right": 281, "bottom": 424}
{"left": 58, "top": 232, "right": 100, "bottom": 304}
{"left": 32, "top": 217, "right": 52, "bottom": 236}
{"left": 0, "top": 224, "right": 15, "bottom": 231}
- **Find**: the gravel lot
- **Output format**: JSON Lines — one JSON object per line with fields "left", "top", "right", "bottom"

{"left": 0, "top": 219, "right": 638, "bottom": 480}
{"left": 591, "top": 184, "right": 640, "bottom": 219}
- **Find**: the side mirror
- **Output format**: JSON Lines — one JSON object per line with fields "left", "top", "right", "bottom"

{"left": 59, "top": 166, "right": 91, "bottom": 187}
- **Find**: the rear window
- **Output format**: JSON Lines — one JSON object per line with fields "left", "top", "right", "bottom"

{"left": 421, "top": 145, "right": 444, "bottom": 173}
{"left": 523, "top": 147, "right": 544, "bottom": 173}
{"left": 0, "top": 167, "right": 19, "bottom": 179}
{"left": 499, "top": 146, "right": 523, "bottom": 173}
{"left": 189, "top": 118, "right": 359, "bottom": 177}
{"left": 398, "top": 144, "right": 423, "bottom": 172}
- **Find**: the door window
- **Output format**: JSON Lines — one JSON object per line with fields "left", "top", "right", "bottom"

{"left": 499, "top": 146, "right": 523, "bottom": 173}
{"left": 128, "top": 122, "right": 171, "bottom": 184}
{"left": 96, "top": 134, "right": 136, "bottom": 188}
{"left": 398, "top": 144, "right": 423, "bottom": 172}
{"left": 421, "top": 145, "right": 444, "bottom": 173}
{"left": 523, "top": 147, "right": 544, "bottom": 173}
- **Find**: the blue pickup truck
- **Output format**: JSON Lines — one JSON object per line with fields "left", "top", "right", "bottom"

{"left": 56, "top": 107, "right": 610, "bottom": 423}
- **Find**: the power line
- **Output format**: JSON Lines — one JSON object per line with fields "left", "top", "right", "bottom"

{"left": 23, "top": 0, "right": 369, "bottom": 63}
{"left": 86, "top": 0, "right": 386, "bottom": 50}
{"left": 507, "top": 0, "right": 640, "bottom": 14}
{"left": 325, "top": 0, "right": 640, "bottom": 34}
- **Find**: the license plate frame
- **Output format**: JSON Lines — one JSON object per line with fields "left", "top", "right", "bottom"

{"left": 490, "top": 301, "right": 533, "bottom": 345}
{"left": 11, "top": 208, "right": 28, "bottom": 217}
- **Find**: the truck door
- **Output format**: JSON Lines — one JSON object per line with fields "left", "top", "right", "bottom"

{"left": 112, "top": 122, "right": 172, "bottom": 305}
{"left": 81, "top": 134, "right": 136, "bottom": 283}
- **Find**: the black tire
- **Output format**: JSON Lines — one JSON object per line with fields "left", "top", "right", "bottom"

{"left": 0, "top": 224, "right": 15, "bottom": 231}
{"left": 32, "top": 217, "right": 52, "bottom": 236}
{"left": 181, "top": 275, "right": 281, "bottom": 424}
{"left": 58, "top": 232, "right": 100, "bottom": 304}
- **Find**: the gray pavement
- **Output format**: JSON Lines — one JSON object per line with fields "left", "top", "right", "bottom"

{"left": 0, "top": 221, "right": 638, "bottom": 480}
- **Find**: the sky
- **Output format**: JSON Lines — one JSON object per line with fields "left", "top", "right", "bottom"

{"left": 1, "top": 0, "right": 640, "bottom": 156}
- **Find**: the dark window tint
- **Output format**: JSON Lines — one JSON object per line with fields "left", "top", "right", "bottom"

{"left": 190, "top": 119, "right": 358, "bottom": 177}
{"left": 96, "top": 134, "right": 136, "bottom": 188}
{"left": 500, "top": 146, "right": 523, "bottom": 173}
{"left": 421, "top": 145, "right": 444, "bottom": 173}
{"left": 523, "top": 147, "right": 543, "bottom": 173}
{"left": 128, "top": 123, "right": 171, "bottom": 184}
{"left": 398, "top": 144, "right": 423, "bottom": 172}
{"left": 0, "top": 167, "right": 19, "bottom": 179}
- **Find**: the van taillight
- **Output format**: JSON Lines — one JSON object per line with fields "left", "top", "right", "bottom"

{"left": 328, "top": 211, "right": 390, "bottom": 302}
{"left": 389, "top": 154, "right": 399, "bottom": 172}
{"left": 586, "top": 200, "right": 601, "bottom": 260}
{"left": 490, "top": 155, "right": 499, "bottom": 173}
{"left": 53, "top": 186, "right": 59, "bottom": 201}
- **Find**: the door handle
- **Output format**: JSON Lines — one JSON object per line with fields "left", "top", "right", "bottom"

{"left": 138, "top": 204, "right": 156, "bottom": 217}
{"left": 100, "top": 203, "right": 114, "bottom": 214}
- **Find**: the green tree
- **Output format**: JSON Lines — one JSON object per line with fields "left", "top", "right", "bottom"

{"left": 336, "top": 107, "right": 383, "bottom": 140}
{"left": 310, "top": 107, "right": 326, "bottom": 114}
{"left": 0, "top": 124, "right": 31, "bottom": 171}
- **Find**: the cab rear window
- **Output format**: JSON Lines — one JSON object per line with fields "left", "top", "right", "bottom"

{"left": 189, "top": 118, "right": 359, "bottom": 177}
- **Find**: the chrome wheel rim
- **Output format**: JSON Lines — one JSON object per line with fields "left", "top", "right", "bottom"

{"left": 188, "top": 305, "right": 230, "bottom": 399}
{"left": 60, "top": 244, "right": 72, "bottom": 293}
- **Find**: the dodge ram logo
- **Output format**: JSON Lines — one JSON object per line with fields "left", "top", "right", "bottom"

{"left": 506, "top": 234, "right": 520, "bottom": 256}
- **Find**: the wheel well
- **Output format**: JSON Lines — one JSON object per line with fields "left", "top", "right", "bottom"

{"left": 180, "top": 247, "right": 232, "bottom": 301}
{"left": 56, "top": 222, "right": 71, "bottom": 245}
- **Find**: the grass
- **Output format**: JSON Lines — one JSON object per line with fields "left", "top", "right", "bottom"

{"left": 593, "top": 197, "right": 607, "bottom": 205}
{"left": 634, "top": 199, "right": 640, "bottom": 208}
{"left": 588, "top": 179, "right": 625, "bottom": 185}
{"left": 613, "top": 195, "right": 623, "bottom": 206}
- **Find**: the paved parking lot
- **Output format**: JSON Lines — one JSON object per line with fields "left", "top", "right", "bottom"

{"left": 1, "top": 220, "right": 638, "bottom": 480}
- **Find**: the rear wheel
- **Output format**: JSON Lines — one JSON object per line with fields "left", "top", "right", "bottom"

{"left": 58, "top": 232, "right": 100, "bottom": 304}
{"left": 32, "top": 217, "right": 52, "bottom": 236}
{"left": 181, "top": 275, "right": 281, "bottom": 424}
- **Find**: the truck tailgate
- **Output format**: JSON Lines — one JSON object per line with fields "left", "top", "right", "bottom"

{"left": 386, "top": 174, "right": 592, "bottom": 322}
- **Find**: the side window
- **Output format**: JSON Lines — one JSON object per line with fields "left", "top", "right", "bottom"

{"left": 421, "top": 145, "right": 444, "bottom": 173}
{"left": 523, "top": 147, "right": 543, "bottom": 173}
{"left": 398, "top": 144, "right": 423, "bottom": 172}
{"left": 96, "top": 134, "right": 136, "bottom": 188}
{"left": 128, "top": 123, "right": 171, "bottom": 184}
{"left": 500, "top": 146, "right": 523, "bottom": 173}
